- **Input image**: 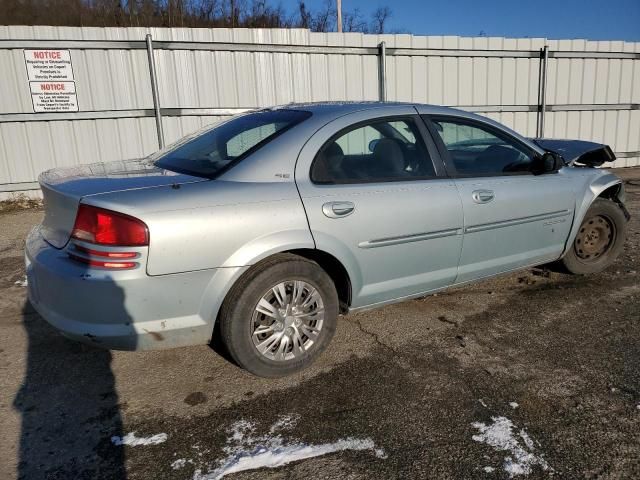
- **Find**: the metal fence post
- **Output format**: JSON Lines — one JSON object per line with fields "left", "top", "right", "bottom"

{"left": 537, "top": 45, "right": 549, "bottom": 138}
{"left": 378, "top": 41, "right": 387, "bottom": 102}
{"left": 145, "top": 34, "right": 165, "bottom": 149}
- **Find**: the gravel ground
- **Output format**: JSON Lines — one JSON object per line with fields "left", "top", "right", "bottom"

{"left": 1, "top": 168, "right": 639, "bottom": 480}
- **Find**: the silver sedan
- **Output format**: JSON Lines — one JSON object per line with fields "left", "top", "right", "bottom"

{"left": 25, "top": 102, "right": 628, "bottom": 377}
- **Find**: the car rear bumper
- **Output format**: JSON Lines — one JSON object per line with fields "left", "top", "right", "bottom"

{"left": 25, "top": 225, "right": 245, "bottom": 351}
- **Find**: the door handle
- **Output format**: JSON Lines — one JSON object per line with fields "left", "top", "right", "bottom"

{"left": 472, "top": 189, "right": 495, "bottom": 204}
{"left": 322, "top": 201, "right": 355, "bottom": 218}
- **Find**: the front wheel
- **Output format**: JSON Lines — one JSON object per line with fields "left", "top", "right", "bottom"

{"left": 218, "top": 253, "right": 338, "bottom": 377}
{"left": 561, "top": 198, "right": 627, "bottom": 275}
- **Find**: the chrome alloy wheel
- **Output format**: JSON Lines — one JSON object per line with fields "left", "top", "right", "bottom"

{"left": 251, "top": 280, "right": 325, "bottom": 361}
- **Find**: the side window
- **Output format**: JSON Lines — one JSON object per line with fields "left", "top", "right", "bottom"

{"left": 311, "top": 118, "right": 435, "bottom": 184}
{"left": 429, "top": 118, "right": 534, "bottom": 176}
{"left": 226, "top": 123, "right": 279, "bottom": 157}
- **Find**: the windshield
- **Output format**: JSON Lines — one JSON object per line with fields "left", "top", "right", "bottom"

{"left": 154, "top": 109, "right": 311, "bottom": 178}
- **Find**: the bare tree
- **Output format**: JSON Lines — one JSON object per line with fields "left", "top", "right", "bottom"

{"left": 310, "top": 0, "right": 335, "bottom": 33}
{"left": 370, "top": 6, "right": 392, "bottom": 34}
{"left": 342, "top": 8, "right": 368, "bottom": 33}
{"left": 0, "top": 0, "right": 392, "bottom": 32}
{"left": 297, "top": 1, "right": 312, "bottom": 29}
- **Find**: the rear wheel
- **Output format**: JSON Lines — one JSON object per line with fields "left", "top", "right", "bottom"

{"left": 218, "top": 253, "right": 338, "bottom": 377}
{"left": 561, "top": 198, "right": 627, "bottom": 275}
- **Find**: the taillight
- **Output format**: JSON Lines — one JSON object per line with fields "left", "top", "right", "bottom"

{"left": 71, "top": 205, "right": 148, "bottom": 246}
{"left": 73, "top": 245, "right": 138, "bottom": 259}
{"left": 69, "top": 205, "right": 148, "bottom": 269}
{"left": 67, "top": 253, "right": 137, "bottom": 269}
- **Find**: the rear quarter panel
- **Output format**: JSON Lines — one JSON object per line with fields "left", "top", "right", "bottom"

{"left": 83, "top": 180, "right": 314, "bottom": 275}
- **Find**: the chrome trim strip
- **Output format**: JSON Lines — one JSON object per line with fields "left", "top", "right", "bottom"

{"left": 543, "top": 218, "right": 567, "bottom": 226}
{"left": 359, "top": 228, "right": 462, "bottom": 249}
{"left": 465, "top": 210, "right": 571, "bottom": 234}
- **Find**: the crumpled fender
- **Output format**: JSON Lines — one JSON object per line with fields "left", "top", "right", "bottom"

{"left": 561, "top": 173, "right": 626, "bottom": 257}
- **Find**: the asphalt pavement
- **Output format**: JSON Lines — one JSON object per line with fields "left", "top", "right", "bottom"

{"left": 1, "top": 168, "right": 638, "bottom": 480}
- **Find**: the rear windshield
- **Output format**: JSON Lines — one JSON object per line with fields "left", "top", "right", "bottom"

{"left": 154, "top": 109, "right": 311, "bottom": 178}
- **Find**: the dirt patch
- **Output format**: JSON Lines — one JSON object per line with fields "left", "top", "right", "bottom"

{"left": 0, "top": 195, "right": 42, "bottom": 215}
{"left": 184, "top": 392, "right": 208, "bottom": 406}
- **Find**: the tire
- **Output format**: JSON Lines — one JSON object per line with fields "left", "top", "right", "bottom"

{"left": 561, "top": 198, "right": 627, "bottom": 275}
{"left": 218, "top": 253, "right": 338, "bottom": 377}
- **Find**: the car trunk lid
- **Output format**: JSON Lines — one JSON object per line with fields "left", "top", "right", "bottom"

{"left": 39, "top": 159, "right": 206, "bottom": 248}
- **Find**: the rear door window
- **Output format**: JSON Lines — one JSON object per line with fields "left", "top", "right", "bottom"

{"left": 155, "top": 109, "right": 311, "bottom": 178}
{"left": 311, "top": 117, "right": 436, "bottom": 184}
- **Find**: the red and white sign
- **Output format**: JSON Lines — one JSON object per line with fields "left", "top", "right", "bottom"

{"left": 29, "top": 81, "right": 78, "bottom": 112}
{"left": 24, "top": 50, "right": 78, "bottom": 112}
{"left": 24, "top": 49, "right": 74, "bottom": 81}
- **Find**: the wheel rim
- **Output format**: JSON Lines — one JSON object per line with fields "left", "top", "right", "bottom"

{"left": 574, "top": 214, "right": 615, "bottom": 262}
{"left": 251, "top": 280, "right": 324, "bottom": 362}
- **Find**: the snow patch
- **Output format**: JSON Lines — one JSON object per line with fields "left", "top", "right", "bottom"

{"left": 268, "top": 414, "right": 300, "bottom": 434}
{"left": 479, "top": 399, "right": 488, "bottom": 408}
{"left": 172, "top": 458, "right": 194, "bottom": 470}
{"left": 14, "top": 276, "right": 27, "bottom": 287}
{"left": 509, "top": 402, "right": 519, "bottom": 409}
{"left": 194, "top": 438, "right": 380, "bottom": 479}
{"left": 374, "top": 448, "right": 387, "bottom": 459}
{"left": 484, "top": 466, "right": 495, "bottom": 473}
{"left": 191, "top": 416, "right": 385, "bottom": 480}
{"left": 472, "top": 416, "right": 549, "bottom": 477}
{"left": 111, "top": 432, "right": 168, "bottom": 447}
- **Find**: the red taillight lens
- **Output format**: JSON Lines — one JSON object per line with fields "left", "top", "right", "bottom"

{"left": 71, "top": 205, "right": 149, "bottom": 246}
{"left": 67, "top": 253, "right": 137, "bottom": 269}
{"left": 74, "top": 245, "right": 138, "bottom": 259}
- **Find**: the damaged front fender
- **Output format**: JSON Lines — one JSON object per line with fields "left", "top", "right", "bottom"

{"left": 561, "top": 173, "right": 627, "bottom": 257}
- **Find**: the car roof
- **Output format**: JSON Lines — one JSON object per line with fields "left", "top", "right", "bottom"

{"left": 269, "top": 101, "right": 464, "bottom": 116}
{"left": 267, "top": 101, "right": 499, "bottom": 126}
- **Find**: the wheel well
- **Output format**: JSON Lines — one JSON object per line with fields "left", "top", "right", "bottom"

{"left": 286, "top": 248, "right": 352, "bottom": 313}
{"left": 597, "top": 182, "right": 630, "bottom": 220}
{"left": 598, "top": 183, "right": 622, "bottom": 201}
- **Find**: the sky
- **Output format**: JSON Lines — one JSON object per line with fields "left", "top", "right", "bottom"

{"left": 281, "top": 0, "right": 640, "bottom": 42}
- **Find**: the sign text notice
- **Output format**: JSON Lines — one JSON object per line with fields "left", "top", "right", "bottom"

{"left": 24, "top": 50, "right": 78, "bottom": 112}
{"left": 29, "top": 82, "right": 78, "bottom": 113}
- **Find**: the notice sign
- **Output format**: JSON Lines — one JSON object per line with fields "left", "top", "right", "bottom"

{"left": 24, "top": 50, "right": 79, "bottom": 112}
{"left": 29, "top": 82, "right": 78, "bottom": 112}
{"left": 24, "top": 50, "right": 74, "bottom": 81}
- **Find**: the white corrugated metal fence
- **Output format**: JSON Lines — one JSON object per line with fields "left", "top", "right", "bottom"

{"left": 0, "top": 26, "right": 638, "bottom": 196}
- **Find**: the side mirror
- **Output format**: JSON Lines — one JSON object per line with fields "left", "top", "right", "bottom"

{"left": 534, "top": 152, "right": 563, "bottom": 174}
{"left": 368, "top": 139, "right": 379, "bottom": 152}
